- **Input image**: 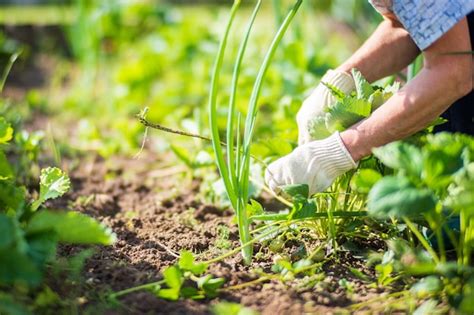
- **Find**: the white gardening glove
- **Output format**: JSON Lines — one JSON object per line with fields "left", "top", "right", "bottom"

{"left": 265, "top": 132, "right": 358, "bottom": 195}
{"left": 297, "top": 70, "right": 355, "bottom": 145}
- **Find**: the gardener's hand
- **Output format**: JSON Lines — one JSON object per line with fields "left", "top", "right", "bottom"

{"left": 297, "top": 70, "right": 355, "bottom": 145}
{"left": 265, "top": 132, "right": 358, "bottom": 195}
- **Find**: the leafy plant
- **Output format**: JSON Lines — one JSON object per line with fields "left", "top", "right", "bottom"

{"left": 308, "top": 68, "right": 398, "bottom": 139}
{"left": 110, "top": 250, "right": 224, "bottom": 301}
{"left": 367, "top": 132, "right": 474, "bottom": 310}
{"left": 0, "top": 114, "right": 115, "bottom": 311}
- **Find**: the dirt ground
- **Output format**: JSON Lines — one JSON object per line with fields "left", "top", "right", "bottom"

{"left": 4, "top": 51, "right": 397, "bottom": 315}
{"left": 45, "top": 154, "right": 396, "bottom": 315}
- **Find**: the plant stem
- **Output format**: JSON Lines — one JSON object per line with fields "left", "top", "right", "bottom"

{"left": 250, "top": 211, "right": 368, "bottom": 222}
{"left": 240, "top": 0, "right": 303, "bottom": 194}
{"left": 208, "top": 0, "right": 241, "bottom": 210}
{"left": 403, "top": 216, "right": 440, "bottom": 264}
{"left": 203, "top": 223, "right": 290, "bottom": 265}
{"left": 227, "top": 0, "right": 261, "bottom": 188}
{"left": 0, "top": 50, "right": 21, "bottom": 93}
{"left": 110, "top": 280, "right": 165, "bottom": 299}
{"left": 237, "top": 0, "right": 303, "bottom": 265}
{"left": 138, "top": 114, "right": 270, "bottom": 168}
{"left": 220, "top": 275, "right": 277, "bottom": 291}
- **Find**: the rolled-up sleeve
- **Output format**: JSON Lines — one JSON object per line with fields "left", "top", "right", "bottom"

{"left": 392, "top": 0, "right": 474, "bottom": 50}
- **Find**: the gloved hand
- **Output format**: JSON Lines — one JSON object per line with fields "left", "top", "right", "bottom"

{"left": 297, "top": 70, "right": 355, "bottom": 145}
{"left": 265, "top": 132, "right": 358, "bottom": 195}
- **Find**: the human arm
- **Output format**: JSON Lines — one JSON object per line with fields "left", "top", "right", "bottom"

{"left": 341, "top": 17, "right": 473, "bottom": 161}
{"left": 297, "top": 14, "right": 420, "bottom": 145}
{"left": 337, "top": 14, "right": 420, "bottom": 83}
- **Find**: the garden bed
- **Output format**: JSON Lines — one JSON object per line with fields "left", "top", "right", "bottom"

{"left": 51, "top": 154, "right": 395, "bottom": 314}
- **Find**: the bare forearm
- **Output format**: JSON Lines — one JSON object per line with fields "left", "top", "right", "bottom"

{"left": 341, "top": 18, "right": 472, "bottom": 161}
{"left": 337, "top": 17, "right": 420, "bottom": 83}
{"left": 341, "top": 65, "right": 471, "bottom": 160}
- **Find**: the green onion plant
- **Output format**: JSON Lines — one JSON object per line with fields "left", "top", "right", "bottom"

{"left": 209, "top": 0, "right": 303, "bottom": 265}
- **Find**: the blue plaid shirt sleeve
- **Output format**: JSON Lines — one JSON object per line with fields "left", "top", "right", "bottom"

{"left": 369, "top": 0, "right": 474, "bottom": 50}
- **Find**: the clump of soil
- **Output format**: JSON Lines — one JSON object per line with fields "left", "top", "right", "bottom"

{"left": 52, "top": 154, "right": 394, "bottom": 315}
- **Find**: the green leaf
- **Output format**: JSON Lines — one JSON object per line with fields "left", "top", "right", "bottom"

{"left": 212, "top": 302, "right": 258, "bottom": 315}
{"left": 0, "top": 248, "right": 42, "bottom": 286}
{"left": 321, "top": 81, "right": 346, "bottom": 100}
{"left": 291, "top": 199, "right": 317, "bottom": 220}
{"left": 422, "top": 148, "right": 464, "bottom": 189}
{"left": 413, "top": 299, "right": 438, "bottom": 315}
{"left": 0, "top": 180, "right": 25, "bottom": 214}
{"left": 325, "top": 98, "right": 371, "bottom": 132}
{"left": 292, "top": 258, "right": 313, "bottom": 273}
{"left": 281, "top": 184, "right": 309, "bottom": 199}
{"left": 352, "top": 68, "right": 374, "bottom": 100}
{"left": 178, "top": 251, "right": 208, "bottom": 275}
{"left": 32, "top": 167, "right": 71, "bottom": 211}
{"left": 162, "top": 265, "right": 183, "bottom": 289}
{"left": 308, "top": 115, "right": 331, "bottom": 140}
{"left": 0, "top": 117, "right": 13, "bottom": 144}
{"left": 410, "top": 276, "right": 442, "bottom": 296}
{"left": 180, "top": 286, "right": 202, "bottom": 300}
{"left": 373, "top": 142, "right": 423, "bottom": 177}
{"left": 368, "top": 176, "right": 437, "bottom": 219}
{"left": 0, "top": 214, "right": 15, "bottom": 249}
{"left": 445, "top": 163, "right": 474, "bottom": 211}
{"left": 0, "top": 151, "right": 13, "bottom": 180}
{"left": 197, "top": 274, "right": 225, "bottom": 297}
{"left": 26, "top": 231, "right": 58, "bottom": 267}
{"left": 459, "top": 277, "right": 474, "bottom": 314}
{"left": 246, "top": 199, "right": 264, "bottom": 218}
{"left": 0, "top": 293, "right": 30, "bottom": 315}
{"left": 156, "top": 288, "right": 180, "bottom": 301}
{"left": 351, "top": 169, "right": 382, "bottom": 194}
{"left": 27, "top": 210, "right": 116, "bottom": 245}
{"left": 368, "top": 89, "right": 394, "bottom": 110}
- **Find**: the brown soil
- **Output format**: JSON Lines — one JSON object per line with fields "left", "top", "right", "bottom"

{"left": 47, "top": 154, "right": 396, "bottom": 315}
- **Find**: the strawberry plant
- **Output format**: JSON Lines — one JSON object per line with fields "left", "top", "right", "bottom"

{"left": 308, "top": 68, "right": 399, "bottom": 139}
{"left": 365, "top": 133, "right": 474, "bottom": 312}
{"left": 0, "top": 54, "right": 116, "bottom": 313}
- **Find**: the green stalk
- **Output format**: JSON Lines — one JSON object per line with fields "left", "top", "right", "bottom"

{"left": 235, "top": 113, "right": 242, "bottom": 176}
{"left": 465, "top": 217, "right": 473, "bottom": 265}
{"left": 0, "top": 50, "right": 20, "bottom": 93}
{"left": 209, "top": 0, "right": 241, "bottom": 210}
{"left": 250, "top": 210, "right": 368, "bottom": 221}
{"left": 237, "top": 0, "right": 303, "bottom": 264}
{"left": 240, "top": 0, "right": 303, "bottom": 206}
{"left": 109, "top": 280, "right": 166, "bottom": 299}
{"left": 404, "top": 216, "right": 440, "bottom": 264}
{"left": 227, "top": 0, "right": 262, "bottom": 188}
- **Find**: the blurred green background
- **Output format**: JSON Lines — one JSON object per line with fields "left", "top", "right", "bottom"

{"left": 0, "top": 0, "right": 381, "bottom": 160}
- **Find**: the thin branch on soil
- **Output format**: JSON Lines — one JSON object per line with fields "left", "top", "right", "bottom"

{"left": 109, "top": 280, "right": 166, "bottom": 299}
{"left": 137, "top": 113, "right": 217, "bottom": 143}
{"left": 136, "top": 111, "right": 270, "bottom": 168}
{"left": 134, "top": 126, "right": 149, "bottom": 159}
{"left": 219, "top": 275, "right": 278, "bottom": 291}
{"left": 155, "top": 240, "right": 180, "bottom": 258}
